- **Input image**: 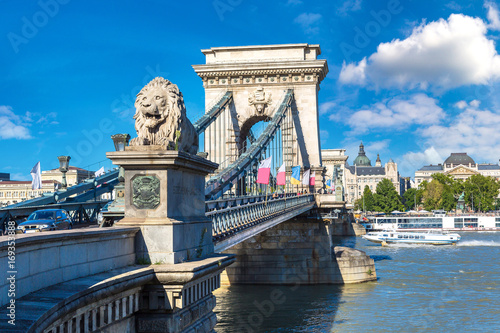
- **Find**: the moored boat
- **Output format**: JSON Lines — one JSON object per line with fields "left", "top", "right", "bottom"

{"left": 362, "top": 229, "right": 461, "bottom": 246}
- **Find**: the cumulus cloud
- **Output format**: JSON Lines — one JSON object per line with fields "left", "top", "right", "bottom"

{"left": 347, "top": 94, "right": 445, "bottom": 133}
{"left": 419, "top": 106, "right": 500, "bottom": 161}
{"left": 485, "top": 1, "right": 500, "bottom": 31}
{"left": 399, "top": 147, "right": 444, "bottom": 175}
{"left": 319, "top": 101, "right": 337, "bottom": 115}
{"left": 0, "top": 106, "right": 31, "bottom": 140}
{"left": 339, "top": 14, "right": 500, "bottom": 91}
{"left": 294, "top": 13, "right": 322, "bottom": 34}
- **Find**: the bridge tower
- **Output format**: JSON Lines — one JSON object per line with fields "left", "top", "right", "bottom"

{"left": 193, "top": 44, "right": 328, "bottom": 180}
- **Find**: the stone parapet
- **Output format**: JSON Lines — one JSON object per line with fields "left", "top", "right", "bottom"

{"left": 0, "top": 227, "right": 139, "bottom": 308}
{"left": 0, "top": 255, "right": 234, "bottom": 333}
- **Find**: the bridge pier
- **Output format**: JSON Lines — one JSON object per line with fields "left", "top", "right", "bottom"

{"left": 221, "top": 215, "right": 376, "bottom": 285}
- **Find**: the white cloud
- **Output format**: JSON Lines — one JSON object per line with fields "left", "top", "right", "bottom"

{"left": 294, "top": 13, "right": 322, "bottom": 34}
{"left": 455, "top": 100, "right": 468, "bottom": 109}
{"left": 339, "top": 58, "right": 366, "bottom": 85}
{"left": 419, "top": 106, "right": 500, "bottom": 161}
{"left": 319, "top": 101, "right": 336, "bottom": 115}
{"left": 0, "top": 106, "right": 31, "bottom": 140}
{"left": 485, "top": 1, "right": 500, "bottom": 31}
{"left": 347, "top": 94, "right": 445, "bottom": 133}
{"left": 338, "top": 0, "right": 362, "bottom": 14}
{"left": 339, "top": 14, "right": 500, "bottom": 91}
{"left": 400, "top": 147, "right": 444, "bottom": 175}
{"left": 366, "top": 140, "right": 390, "bottom": 155}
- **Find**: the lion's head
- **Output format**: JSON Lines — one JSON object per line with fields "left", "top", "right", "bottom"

{"left": 132, "top": 77, "right": 184, "bottom": 145}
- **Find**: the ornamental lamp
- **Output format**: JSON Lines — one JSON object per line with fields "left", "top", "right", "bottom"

{"left": 111, "top": 134, "right": 131, "bottom": 152}
{"left": 57, "top": 155, "right": 71, "bottom": 190}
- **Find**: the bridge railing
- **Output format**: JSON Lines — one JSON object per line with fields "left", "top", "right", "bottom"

{"left": 208, "top": 193, "right": 314, "bottom": 241}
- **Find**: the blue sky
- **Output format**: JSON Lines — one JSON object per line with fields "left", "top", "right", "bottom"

{"left": 1, "top": 0, "right": 500, "bottom": 180}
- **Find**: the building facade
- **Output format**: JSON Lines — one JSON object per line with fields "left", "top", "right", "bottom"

{"left": 41, "top": 167, "right": 94, "bottom": 188}
{"left": 0, "top": 166, "right": 94, "bottom": 207}
{"left": 415, "top": 153, "right": 500, "bottom": 185}
{"left": 0, "top": 180, "right": 59, "bottom": 207}
{"left": 343, "top": 143, "right": 401, "bottom": 207}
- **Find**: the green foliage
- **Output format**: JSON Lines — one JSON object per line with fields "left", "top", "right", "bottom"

{"left": 403, "top": 188, "right": 423, "bottom": 210}
{"left": 463, "top": 174, "right": 500, "bottom": 212}
{"left": 354, "top": 186, "right": 376, "bottom": 211}
{"left": 420, "top": 173, "right": 500, "bottom": 212}
{"left": 373, "top": 179, "right": 405, "bottom": 213}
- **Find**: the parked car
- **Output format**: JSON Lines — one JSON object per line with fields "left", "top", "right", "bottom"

{"left": 16, "top": 209, "right": 73, "bottom": 234}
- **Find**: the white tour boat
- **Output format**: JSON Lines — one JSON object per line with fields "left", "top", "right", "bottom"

{"left": 360, "top": 212, "right": 500, "bottom": 232}
{"left": 362, "top": 230, "right": 461, "bottom": 246}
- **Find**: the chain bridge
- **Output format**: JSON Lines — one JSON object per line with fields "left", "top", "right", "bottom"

{"left": 0, "top": 44, "right": 376, "bottom": 333}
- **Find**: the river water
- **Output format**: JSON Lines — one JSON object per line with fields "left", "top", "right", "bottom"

{"left": 214, "top": 232, "right": 500, "bottom": 332}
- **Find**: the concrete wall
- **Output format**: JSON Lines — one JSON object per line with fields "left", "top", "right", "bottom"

{"left": 0, "top": 227, "right": 138, "bottom": 307}
{"left": 222, "top": 218, "right": 376, "bottom": 285}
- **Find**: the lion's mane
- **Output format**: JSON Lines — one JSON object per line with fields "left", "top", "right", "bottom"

{"left": 129, "top": 77, "right": 198, "bottom": 154}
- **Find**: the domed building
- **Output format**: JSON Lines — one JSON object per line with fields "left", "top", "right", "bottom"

{"left": 343, "top": 142, "right": 402, "bottom": 208}
{"left": 415, "top": 153, "right": 500, "bottom": 185}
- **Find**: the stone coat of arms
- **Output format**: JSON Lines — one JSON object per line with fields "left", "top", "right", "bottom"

{"left": 132, "top": 175, "right": 160, "bottom": 209}
{"left": 248, "top": 86, "right": 272, "bottom": 115}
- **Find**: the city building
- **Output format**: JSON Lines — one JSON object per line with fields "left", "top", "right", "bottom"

{"left": 0, "top": 166, "right": 94, "bottom": 207}
{"left": 0, "top": 180, "right": 59, "bottom": 207}
{"left": 415, "top": 153, "right": 500, "bottom": 185}
{"left": 41, "top": 166, "right": 95, "bottom": 188}
{"left": 343, "top": 142, "right": 401, "bottom": 207}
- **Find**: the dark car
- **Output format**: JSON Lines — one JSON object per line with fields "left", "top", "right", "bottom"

{"left": 16, "top": 209, "right": 73, "bottom": 234}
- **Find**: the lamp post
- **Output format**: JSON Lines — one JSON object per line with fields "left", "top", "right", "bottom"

{"left": 57, "top": 156, "right": 71, "bottom": 190}
{"left": 111, "top": 134, "right": 130, "bottom": 182}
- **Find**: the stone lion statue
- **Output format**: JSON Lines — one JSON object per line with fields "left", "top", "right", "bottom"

{"left": 129, "top": 77, "right": 199, "bottom": 154}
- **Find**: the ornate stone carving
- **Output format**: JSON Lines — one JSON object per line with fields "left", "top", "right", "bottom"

{"left": 132, "top": 175, "right": 160, "bottom": 209}
{"left": 129, "top": 77, "right": 199, "bottom": 154}
{"left": 248, "top": 86, "right": 272, "bottom": 114}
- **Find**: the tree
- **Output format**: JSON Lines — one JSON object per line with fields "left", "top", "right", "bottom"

{"left": 354, "top": 186, "right": 375, "bottom": 211}
{"left": 463, "top": 175, "right": 500, "bottom": 212}
{"left": 422, "top": 179, "right": 444, "bottom": 211}
{"left": 403, "top": 188, "right": 423, "bottom": 210}
{"left": 373, "top": 179, "right": 405, "bottom": 213}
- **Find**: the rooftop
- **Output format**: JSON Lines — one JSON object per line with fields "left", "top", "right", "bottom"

{"left": 444, "top": 153, "right": 475, "bottom": 166}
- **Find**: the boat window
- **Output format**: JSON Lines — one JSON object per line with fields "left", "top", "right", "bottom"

{"left": 420, "top": 236, "right": 425, "bottom": 239}
{"left": 409, "top": 235, "right": 414, "bottom": 239}
{"left": 398, "top": 235, "right": 402, "bottom": 238}
{"left": 404, "top": 235, "right": 408, "bottom": 239}
{"left": 382, "top": 234, "right": 388, "bottom": 237}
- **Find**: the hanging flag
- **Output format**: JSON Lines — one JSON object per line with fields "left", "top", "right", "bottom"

{"left": 302, "top": 169, "right": 310, "bottom": 185}
{"left": 290, "top": 166, "right": 301, "bottom": 185}
{"left": 310, "top": 171, "right": 315, "bottom": 186}
{"left": 95, "top": 166, "right": 105, "bottom": 177}
{"left": 326, "top": 179, "right": 331, "bottom": 189}
{"left": 31, "top": 162, "right": 42, "bottom": 190}
{"left": 276, "top": 163, "right": 286, "bottom": 185}
{"left": 256, "top": 156, "right": 272, "bottom": 184}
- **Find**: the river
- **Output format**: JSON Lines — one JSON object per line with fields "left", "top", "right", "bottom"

{"left": 214, "top": 232, "right": 500, "bottom": 332}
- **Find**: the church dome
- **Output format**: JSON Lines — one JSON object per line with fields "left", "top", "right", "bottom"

{"left": 353, "top": 142, "right": 371, "bottom": 166}
{"left": 444, "top": 153, "right": 475, "bottom": 166}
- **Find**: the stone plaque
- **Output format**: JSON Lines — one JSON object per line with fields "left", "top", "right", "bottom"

{"left": 132, "top": 175, "right": 160, "bottom": 209}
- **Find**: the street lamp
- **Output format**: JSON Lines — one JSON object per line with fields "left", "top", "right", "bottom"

{"left": 111, "top": 134, "right": 130, "bottom": 152}
{"left": 111, "top": 134, "right": 130, "bottom": 183}
{"left": 57, "top": 155, "right": 71, "bottom": 190}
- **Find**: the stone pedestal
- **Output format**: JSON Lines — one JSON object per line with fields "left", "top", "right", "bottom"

{"left": 107, "top": 148, "right": 218, "bottom": 265}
